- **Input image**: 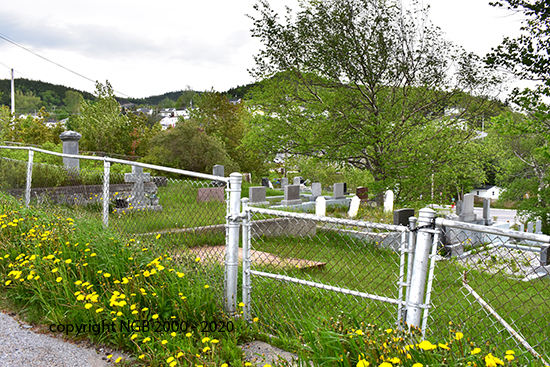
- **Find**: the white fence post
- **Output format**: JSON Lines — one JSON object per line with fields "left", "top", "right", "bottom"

{"left": 102, "top": 159, "right": 110, "bottom": 227}
{"left": 25, "top": 149, "right": 34, "bottom": 208}
{"left": 226, "top": 172, "right": 242, "bottom": 315}
{"left": 406, "top": 208, "right": 435, "bottom": 328}
{"left": 241, "top": 198, "right": 251, "bottom": 321}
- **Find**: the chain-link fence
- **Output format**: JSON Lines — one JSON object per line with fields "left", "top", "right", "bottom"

{"left": 429, "top": 218, "right": 550, "bottom": 364}
{"left": 0, "top": 145, "right": 237, "bottom": 306}
{"left": 242, "top": 205, "right": 411, "bottom": 336}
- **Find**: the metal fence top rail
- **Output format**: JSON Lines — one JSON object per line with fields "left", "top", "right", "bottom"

{"left": 436, "top": 217, "right": 550, "bottom": 245}
{"left": 0, "top": 145, "right": 229, "bottom": 183}
{"left": 247, "top": 206, "right": 408, "bottom": 232}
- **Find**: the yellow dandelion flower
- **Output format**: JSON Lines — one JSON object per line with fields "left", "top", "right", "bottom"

{"left": 357, "top": 360, "right": 369, "bottom": 367}
{"left": 161, "top": 340, "right": 168, "bottom": 345}
{"left": 56, "top": 277, "right": 62, "bottom": 283}
{"left": 471, "top": 348, "right": 481, "bottom": 355}
{"left": 156, "top": 234, "right": 161, "bottom": 239}
{"left": 85, "top": 303, "right": 93, "bottom": 309}
{"left": 455, "top": 332, "right": 464, "bottom": 340}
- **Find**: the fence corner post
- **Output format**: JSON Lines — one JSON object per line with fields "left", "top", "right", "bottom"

{"left": 226, "top": 172, "right": 242, "bottom": 315}
{"left": 102, "top": 159, "right": 110, "bottom": 227}
{"left": 406, "top": 207, "right": 435, "bottom": 329}
{"left": 241, "top": 197, "right": 251, "bottom": 321}
{"left": 25, "top": 149, "right": 34, "bottom": 208}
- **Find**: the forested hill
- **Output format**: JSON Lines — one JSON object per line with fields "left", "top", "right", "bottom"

{"left": 0, "top": 78, "right": 96, "bottom": 107}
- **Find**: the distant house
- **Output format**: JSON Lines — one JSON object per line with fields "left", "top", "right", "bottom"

{"left": 470, "top": 185, "right": 502, "bottom": 202}
{"left": 135, "top": 107, "right": 153, "bottom": 116}
{"left": 229, "top": 98, "right": 242, "bottom": 105}
{"left": 159, "top": 109, "right": 190, "bottom": 130}
{"left": 159, "top": 108, "right": 177, "bottom": 117}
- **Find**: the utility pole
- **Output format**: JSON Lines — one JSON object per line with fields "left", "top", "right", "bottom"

{"left": 11, "top": 69, "right": 15, "bottom": 115}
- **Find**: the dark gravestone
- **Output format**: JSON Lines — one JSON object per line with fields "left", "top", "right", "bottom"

{"left": 152, "top": 176, "right": 168, "bottom": 187}
{"left": 393, "top": 208, "right": 415, "bottom": 226}
{"left": 343, "top": 182, "right": 348, "bottom": 195}
{"left": 356, "top": 187, "right": 369, "bottom": 202}
{"left": 261, "top": 177, "right": 270, "bottom": 187}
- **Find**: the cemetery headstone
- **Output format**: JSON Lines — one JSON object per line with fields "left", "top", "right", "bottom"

{"left": 213, "top": 164, "right": 225, "bottom": 177}
{"left": 528, "top": 221, "right": 534, "bottom": 233}
{"left": 483, "top": 198, "right": 491, "bottom": 226}
{"left": 243, "top": 173, "right": 252, "bottom": 183}
{"left": 281, "top": 177, "right": 289, "bottom": 189}
{"left": 59, "top": 131, "right": 82, "bottom": 171}
{"left": 125, "top": 166, "right": 151, "bottom": 206}
{"left": 152, "top": 176, "right": 168, "bottom": 187}
{"left": 249, "top": 186, "right": 269, "bottom": 205}
{"left": 348, "top": 195, "right": 361, "bottom": 218}
{"left": 343, "top": 183, "right": 348, "bottom": 195}
{"left": 458, "top": 194, "right": 476, "bottom": 222}
{"left": 261, "top": 177, "right": 270, "bottom": 187}
{"left": 212, "top": 165, "right": 225, "bottom": 187}
{"left": 384, "top": 190, "right": 394, "bottom": 213}
{"left": 315, "top": 196, "right": 326, "bottom": 217}
{"left": 456, "top": 200, "right": 462, "bottom": 215}
{"left": 356, "top": 187, "right": 369, "bottom": 202}
{"left": 280, "top": 184, "right": 302, "bottom": 206}
{"left": 518, "top": 223, "right": 524, "bottom": 233}
{"left": 536, "top": 220, "right": 542, "bottom": 234}
{"left": 393, "top": 208, "right": 415, "bottom": 226}
{"left": 309, "top": 182, "right": 322, "bottom": 202}
{"left": 293, "top": 177, "right": 302, "bottom": 186}
{"left": 197, "top": 187, "right": 225, "bottom": 202}
{"left": 333, "top": 183, "right": 345, "bottom": 200}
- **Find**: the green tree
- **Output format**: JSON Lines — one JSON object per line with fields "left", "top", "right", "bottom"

{"left": 175, "top": 87, "right": 197, "bottom": 109}
{"left": 64, "top": 90, "right": 83, "bottom": 115}
{"left": 142, "top": 119, "right": 237, "bottom": 175}
{"left": 15, "top": 90, "right": 42, "bottom": 114}
{"left": 248, "top": 0, "right": 501, "bottom": 200}
{"left": 75, "top": 81, "right": 159, "bottom": 156}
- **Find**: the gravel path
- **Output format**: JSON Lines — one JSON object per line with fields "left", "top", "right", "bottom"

{"left": 0, "top": 312, "right": 126, "bottom": 367}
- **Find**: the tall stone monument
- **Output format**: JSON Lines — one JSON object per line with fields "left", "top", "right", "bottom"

{"left": 59, "top": 131, "right": 82, "bottom": 171}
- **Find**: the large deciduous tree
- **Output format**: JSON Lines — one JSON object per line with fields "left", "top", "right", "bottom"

{"left": 248, "top": 0, "right": 502, "bottom": 199}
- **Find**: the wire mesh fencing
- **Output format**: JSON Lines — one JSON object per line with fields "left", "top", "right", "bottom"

{"left": 428, "top": 219, "right": 550, "bottom": 364}
{"left": 0, "top": 146, "right": 233, "bottom": 301}
{"left": 242, "top": 206, "right": 411, "bottom": 336}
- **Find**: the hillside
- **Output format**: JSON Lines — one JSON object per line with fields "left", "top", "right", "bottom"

{"left": 0, "top": 78, "right": 96, "bottom": 108}
{"left": 0, "top": 78, "right": 258, "bottom": 113}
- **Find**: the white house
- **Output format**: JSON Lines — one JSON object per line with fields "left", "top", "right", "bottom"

{"left": 470, "top": 185, "right": 503, "bottom": 201}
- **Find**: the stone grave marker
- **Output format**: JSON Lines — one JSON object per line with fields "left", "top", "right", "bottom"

{"left": 293, "top": 177, "right": 302, "bottom": 186}
{"left": 384, "top": 190, "right": 394, "bottom": 213}
{"left": 213, "top": 164, "right": 224, "bottom": 177}
{"left": 309, "top": 182, "right": 322, "bottom": 202}
{"left": 536, "top": 220, "right": 542, "bottom": 234}
{"left": 348, "top": 195, "right": 361, "bottom": 218}
{"left": 261, "top": 177, "right": 270, "bottom": 187}
{"left": 456, "top": 200, "right": 462, "bottom": 215}
{"left": 393, "top": 208, "right": 414, "bottom": 226}
{"left": 59, "top": 131, "right": 82, "bottom": 171}
{"left": 316, "top": 196, "right": 326, "bottom": 217}
{"left": 343, "top": 182, "right": 348, "bottom": 195}
{"left": 528, "top": 221, "right": 534, "bottom": 233}
{"left": 483, "top": 198, "right": 491, "bottom": 226}
{"left": 249, "top": 186, "right": 268, "bottom": 205}
{"left": 212, "top": 165, "right": 225, "bottom": 187}
{"left": 356, "top": 187, "right": 369, "bottom": 202}
{"left": 243, "top": 173, "right": 252, "bottom": 183}
{"left": 125, "top": 166, "right": 151, "bottom": 206}
{"left": 281, "top": 177, "right": 288, "bottom": 189}
{"left": 333, "top": 183, "right": 345, "bottom": 200}
{"left": 197, "top": 187, "right": 225, "bottom": 202}
{"left": 281, "top": 185, "right": 302, "bottom": 206}
{"left": 459, "top": 194, "right": 477, "bottom": 222}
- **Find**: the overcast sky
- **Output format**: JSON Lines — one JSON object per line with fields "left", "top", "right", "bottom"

{"left": 0, "top": 0, "right": 525, "bottom": 99}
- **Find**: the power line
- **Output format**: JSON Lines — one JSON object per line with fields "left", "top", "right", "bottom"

{"left": 0, "top": 32, "right": 130, "bottom": 98}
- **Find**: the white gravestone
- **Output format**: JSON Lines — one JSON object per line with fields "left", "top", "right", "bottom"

{"left": 348, "top": 195, "right": 361, "bottom": 218}
{"left": 125, "top": 166, "right": 151, "bottom": 206}
{"left": 316, "top": 196, "right": 326, "bottom": 217}
{"left": 384, "top": 190, "right": 394, "bottom": 213}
